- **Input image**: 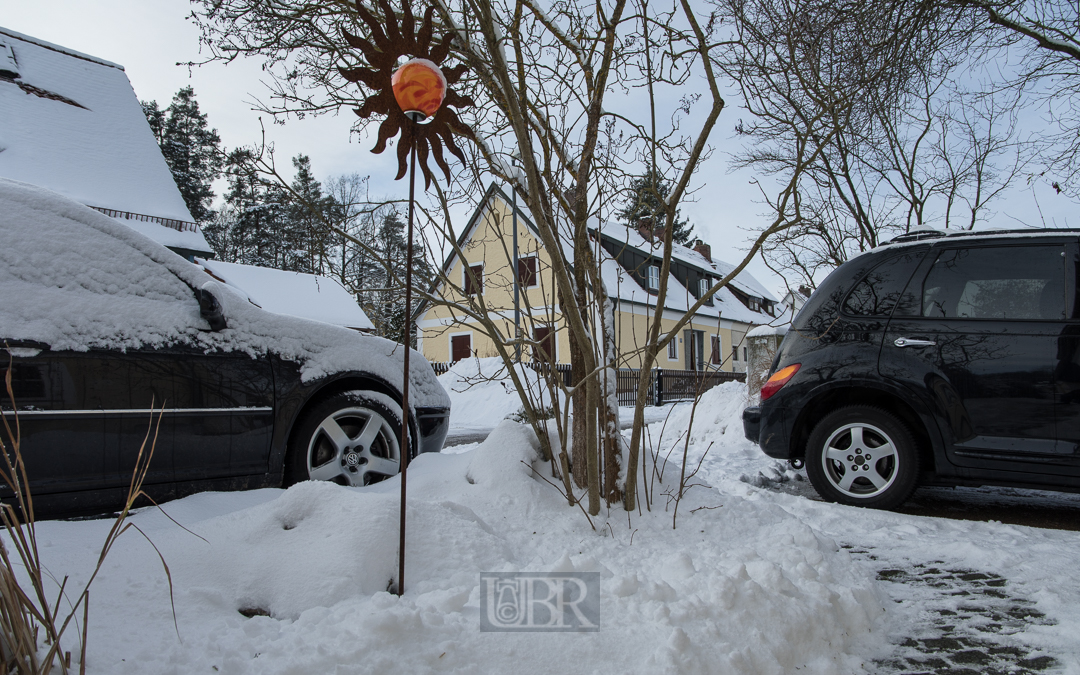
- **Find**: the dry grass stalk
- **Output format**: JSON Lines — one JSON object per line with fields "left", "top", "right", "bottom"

{"left": 0, "top": 351, "right": 177, "bottom": 674}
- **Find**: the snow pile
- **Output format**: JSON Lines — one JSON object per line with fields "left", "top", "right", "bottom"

{"left": 21, "top": 420, "right": 886, "bottom": 674}
{"left": 0, "top": 178, "right": 449, "bottom": 408}
{"left": 648, "top": 382, "right": 802, "bottom": 488}
{"left": 438, "top": 356, "right": 565, "bottom": 427}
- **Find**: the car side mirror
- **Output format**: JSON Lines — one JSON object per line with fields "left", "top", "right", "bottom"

{"left": 195, "top": 287, "right": 227, "bottom": 332}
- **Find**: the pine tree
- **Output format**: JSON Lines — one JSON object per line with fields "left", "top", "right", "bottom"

{"left": 361, "top": 209, "right": 432, "bottom": 346}
{"left": 142, "top": 87, "right": 223, "bottom": 224}
{"left": 211, "top": 148, "right": 288, "bottom": 267}
{"left": 616, "top": 169, "right": 694, "bottom": 245}
{"left": 141, "top": 100, "right": 165, "bottom": 145}
{"left": 285, "top": 154, "right": 332, "bottom": 274}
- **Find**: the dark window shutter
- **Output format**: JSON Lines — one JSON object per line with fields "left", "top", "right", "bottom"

{"left": 465, "top": 264, "right": 484, "bottom": 295}
{"left": 451, "top": 334, "right": 472, "bottom": 362}
{"left": 518, "top": 256, "right": 537, "bottom": 287}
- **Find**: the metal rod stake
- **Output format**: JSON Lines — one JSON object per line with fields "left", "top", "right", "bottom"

{"left": 397, "top": 125, "right": 418, "bottom": 597}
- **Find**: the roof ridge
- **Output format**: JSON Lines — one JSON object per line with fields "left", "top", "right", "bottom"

{"left": 0, "top": 26, "right": 124, "bottom": 71}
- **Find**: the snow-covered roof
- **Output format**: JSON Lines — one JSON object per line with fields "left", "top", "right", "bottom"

{"left": 433, "top": 183, "right": 775, "bottom": 325}
{"left": 595, "top": 221, "right": 777, "bottom": 302}
{"left": 0, "top": 26, "right": 212, "bottom": 256}
{"left": 197, "top": 259, "right": 375, "bottom": 332}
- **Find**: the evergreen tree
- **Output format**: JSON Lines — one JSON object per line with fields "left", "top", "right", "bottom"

{"left": 361, "top": 209, "right": 432, "bottom": 346}
{"left": 141, "top": 100, "right": 165, "bottom": 145}
{"left": 285, "top": 154, "right": 332, "bottom": 274}
{"left": 142, "top": 87, "right": 223, "bottom": 224}
{"left": 211, "top": 148, "right": 289, "bottom": 267}
{"left": 616, "top": 169, "right": 694, "bottom": 245}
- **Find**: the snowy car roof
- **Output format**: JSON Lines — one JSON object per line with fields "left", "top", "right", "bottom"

{"left": 0, "top": 26, "right": 211, "bottom": 256}
{"left": 0, "top": 178, "right": 447, "bottom": 408}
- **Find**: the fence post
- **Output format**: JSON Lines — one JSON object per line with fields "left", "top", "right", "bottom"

{"left": 654, "top": 368, "right": 663, "bottom": 406}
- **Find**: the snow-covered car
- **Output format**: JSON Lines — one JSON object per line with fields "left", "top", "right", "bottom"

{"left": 0, "top": 178, "right": 450, "bottom": 517}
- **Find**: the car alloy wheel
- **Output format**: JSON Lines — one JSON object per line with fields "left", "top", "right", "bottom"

{"left": 287, "top": 392, "right": 403, "bottom": 487}
{"left": 820, "top": 422, "right": 898, "bottom": 497}
{"left": 805, "top": 406, "right": 919, "bottom": 509}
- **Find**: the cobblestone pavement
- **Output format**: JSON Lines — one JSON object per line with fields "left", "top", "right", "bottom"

{"left": 841, "top": 546, "right": 1059, "bottom": 674}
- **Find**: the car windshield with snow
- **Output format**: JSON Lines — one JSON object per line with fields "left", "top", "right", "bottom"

{"left": 744, "top": 228, "right": 1080, "bottom": 509}
{"left": 0, "top": 178, "right": 450, "bottom": 517}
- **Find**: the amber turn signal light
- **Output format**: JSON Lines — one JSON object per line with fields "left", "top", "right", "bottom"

{"left": 760, "top": 364, "right": 800, "bottom": 401}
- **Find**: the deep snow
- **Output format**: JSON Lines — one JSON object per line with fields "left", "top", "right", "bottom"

{"left": 9, "top": 380, "right": 1080, "bottom": 673}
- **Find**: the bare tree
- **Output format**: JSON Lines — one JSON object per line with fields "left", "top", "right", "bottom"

{"left": 715, "top": 0, "right": 1039, "bottom": 289}
{"left": 189, "top": 0, "right": 797, "bottom": 515}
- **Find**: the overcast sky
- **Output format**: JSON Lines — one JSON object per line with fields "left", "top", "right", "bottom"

{"left": 3, "top": 1, "right": 1075, "bottom": 297}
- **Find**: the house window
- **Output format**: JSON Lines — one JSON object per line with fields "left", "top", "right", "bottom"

{"left": 748, "top": 297, "right": 760, "bottom": 312}
{"left": 518, "top": 256, "right": 537, "bottom": 288}
{"left": 464, "top": 263, "right": 484, "bottom": 295}
{"left": 451, "top": 334, "right": 472, "bottom": 362}
{"left": 533, "top": 325, "right": 555, "bottom": 363}
{"left": 668, "top": 337, "right": 678, "bottom": 361}
{"left": 699, "top": 278, "right": 709, "bottom": 298}
{"left": 647, "top": 265, "right": 659, "bottom": 291}
{"left": 685, "top": 330, "right": 704, "bottom": 371}
{"left": 711, "top": 335, "right": 721, "bottom": 365}
{"left": 732, "top": 346, "right": 739, "bottom": 362}
{"left": 743, "top": 346, "right": 748, "bottom": 361}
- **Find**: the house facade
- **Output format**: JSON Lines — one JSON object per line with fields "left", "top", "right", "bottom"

{"left": 416, "top": 184, "right": 778, "bottom": 372}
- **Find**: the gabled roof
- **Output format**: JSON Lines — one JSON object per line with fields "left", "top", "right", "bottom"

{"left": 197, "top": 259, "right": 375, "bottom": 331}
{"left": 420, "top": 182, "right": 775, "bottom": 324}
{"left": 0, "top": 26, "right": 211, "bottom": 256}
{"left": 594, "top": 222, "right": 777, "bottom": 302}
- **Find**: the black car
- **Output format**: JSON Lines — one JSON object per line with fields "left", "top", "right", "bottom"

{"left": 0, "top": 179, "right": 450, "bottom": 517}
{"left": 744, "top": 227, "right": 1080, "bottom": 509}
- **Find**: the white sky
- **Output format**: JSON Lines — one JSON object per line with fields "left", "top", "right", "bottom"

{"left": 2, "top": 1, "right": 1076, "bottom": 297}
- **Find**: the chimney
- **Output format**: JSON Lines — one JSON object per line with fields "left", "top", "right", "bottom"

{"left": 637, "top": 216, "right": 662, "bottom": 243}
{"left": 799, "top": 284, "right": 812, "bottom": 298}
{"left": 693, "top": 239, "right": 712, "bottom": 263}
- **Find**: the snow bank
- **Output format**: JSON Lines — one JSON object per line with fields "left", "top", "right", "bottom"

{"left": 0, "top": 178, "right": 448, "bottom": 408}
{"left": 438, "top": 356, "right": 565, "bottom": 427}
{"left": 19, "top": 418, "right": 887, "bottom": 674}
{"left": 649, "top": 381, "right": 803, "bottom": 488}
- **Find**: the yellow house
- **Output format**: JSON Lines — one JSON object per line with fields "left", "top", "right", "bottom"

{"left": 416, "top": 184, "right": 779, "bottom": 373}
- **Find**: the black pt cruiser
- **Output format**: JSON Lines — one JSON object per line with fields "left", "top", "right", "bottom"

{"left": 744, "top": 228, "right": 1080, "bottom": 509}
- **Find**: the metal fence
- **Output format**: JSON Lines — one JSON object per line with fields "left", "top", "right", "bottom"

{"left": 88, "top": 206, "right": 199, "bottom": 233}
{"left": 429, "top": 361, "right": 744, "bottom": 406}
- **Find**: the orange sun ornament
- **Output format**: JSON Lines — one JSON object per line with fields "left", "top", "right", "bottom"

{"left": 340, "top": 0, "right": 475, "bottom": 188}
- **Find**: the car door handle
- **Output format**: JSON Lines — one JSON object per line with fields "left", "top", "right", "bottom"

{"left": 894, "top": 337, "right": 936, "bottom": 348}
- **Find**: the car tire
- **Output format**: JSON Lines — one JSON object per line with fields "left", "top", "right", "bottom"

{"left": 804, "top": 405, "right": 919, "bottom": 510}
{"left": 285, "top": 391, "right": 406, "bottom": 487}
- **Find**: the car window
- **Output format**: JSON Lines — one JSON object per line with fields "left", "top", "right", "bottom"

{"left": 921, "top": 245, "right": 1065, "bottom": 320}
{"left": 842, "top": 250, "right": 926, "bottom": 317}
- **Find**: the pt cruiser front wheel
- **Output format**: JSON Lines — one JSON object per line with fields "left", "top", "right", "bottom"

{"left": 805, "top": 406, "right": 919, "bottom": 510}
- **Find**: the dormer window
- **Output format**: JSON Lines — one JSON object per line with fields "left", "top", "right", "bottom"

{"left": 1, "top": 41, "right": 19, "bottom": 80}
{"left": 748, "top": 297, "right": 761, "bottom": 312}
{"left": 699, "top": 278, "right": 709, "bottom": 299}
{"left": 647, "top": 265, "right": 659, "bottom": 291}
